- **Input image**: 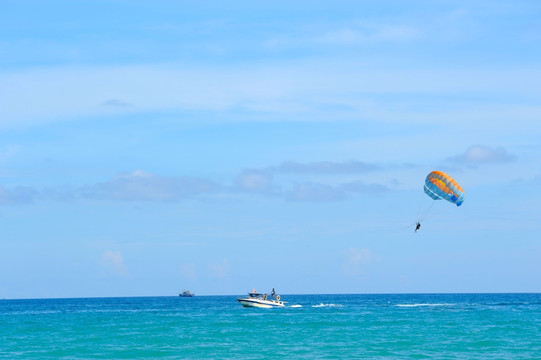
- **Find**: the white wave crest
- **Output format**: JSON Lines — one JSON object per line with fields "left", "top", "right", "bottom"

{"left": 312, "top": 303, "right": 344, "bottom": 308}
{"left": 395, "top": 303, "right": 455, "bottom": 308}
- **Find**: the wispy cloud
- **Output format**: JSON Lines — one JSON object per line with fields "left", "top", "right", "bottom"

{"left": 79, "top": 170, "right": 219, "bottom": 202}
{"left": 0, "top": 145, "right": 23, "bottom": 162}
{"left": 3, "top": 63, "right": 540, "bottom": 129}
{"left": 314, "top": 24, "right": 420, "bottom": 45}
{"left": 234, "top": 160, "right": 390, "bottom": 202}
{"left": 102, "top": 98, "right": 134, "bottom": 107}
{"left": 448, "top": 145, "right": 517, "bottom": 166}
{"left": 270, "top": 161, "right": 380, "bottom": 174}
{"left": 285, "top": 182, "right": 346, "bottom": 202}
{"left": 339, "top": 180, "right": 390, "bottom": 194}
{"left": 281, "top": 179, "right": 390, "bottom": 202}
{"left": 180, "top": 263, "right": 197, "bottom": 281}
{"left": 0, "top": 185, "right": 37, "bottom": 204}
{"left": 0, "top": 161, "right": 395, "bottom": 205}
{"left": 234, "top": 170, "right": 276, "bottom": 194}
{"left": 208, "top": 259, "right": 230, "bottom": 279}
{"left": 265, "top": 22, "right": 420, "bottom": 49}
{"left": 100, "top": 250, "right": 129, "bottom": 277}
{"left": 343, "top": 247, "right": 373, "bottom": 276}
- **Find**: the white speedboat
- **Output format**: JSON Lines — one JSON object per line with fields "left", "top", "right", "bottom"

{"left": 238, "top": 290, "right": 285, "bottom": 308}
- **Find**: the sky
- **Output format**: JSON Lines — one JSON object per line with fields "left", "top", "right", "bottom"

{"left": 1, "top": 0, "right": 540, "bottom": 299}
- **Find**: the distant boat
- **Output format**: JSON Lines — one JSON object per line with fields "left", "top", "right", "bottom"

{"left": 238, "top": 289, "right": 285, "bottom": 308}
{"left": 179, "top": 290, "right": 194, "bottom": 297}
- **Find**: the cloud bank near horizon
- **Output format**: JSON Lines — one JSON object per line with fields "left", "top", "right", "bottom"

{"left": 0, "top": 146, "right": 521, "bottom": 205}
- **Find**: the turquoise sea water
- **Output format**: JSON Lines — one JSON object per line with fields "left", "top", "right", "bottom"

{"left": 1, "top": 293, "right": 540, "bottom": 359}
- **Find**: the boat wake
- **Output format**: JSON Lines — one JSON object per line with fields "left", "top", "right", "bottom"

{"left": 312, "top": 303, "right": 344, "bottom": 308}
{"left": 289, "top": 305, "right": 302, "bottom": 308}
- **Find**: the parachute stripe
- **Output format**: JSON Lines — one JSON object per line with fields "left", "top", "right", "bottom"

{"left": 424, "top": 184, "right": 442, "bottom": 200}
{"left": 424, "top": 171, "right": 465, "bottom": 206}
{"left": 431, "top": 170, "right": 464, "bottom": 192}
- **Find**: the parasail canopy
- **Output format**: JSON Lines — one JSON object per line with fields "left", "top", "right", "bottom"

{"left": 424, "top": 171, "right": 465, "bottom": 206}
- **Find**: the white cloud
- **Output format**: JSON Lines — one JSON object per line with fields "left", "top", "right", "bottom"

{"left": 449, "top": 145, "right": 517, "bottom": 165}
{"left": 101, "top": 250, "right": 129, "bottom": 277}
{"left": 0, "top": 161, "right": 394, "bottom": 205}
{"left": 180, "top": 263, "right": 197, "bottom": 281}
{"left": 234, "top": 170, "right": 275, "bottom": 194}
{"left": 208, "top": 259, "right": 230, "bottom": 279}
{"left": 343, "top": 247, "right": 373, "bottom": 276}
{"left": 236, "top": 161, "right": 391, "bottom": 202}
{"left": 80, "top": 170, "right": 219, "bottom": 202}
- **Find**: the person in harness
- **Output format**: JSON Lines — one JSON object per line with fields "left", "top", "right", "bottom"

{"left": 415, "top": 222, "right": 421, "bottom": 233}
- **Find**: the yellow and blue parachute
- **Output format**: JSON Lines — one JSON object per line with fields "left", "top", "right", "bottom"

{"left": 424, "top": 171, "right": 465, "bottom": 206}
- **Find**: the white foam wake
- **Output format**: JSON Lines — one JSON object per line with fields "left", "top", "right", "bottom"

{"left": 312, "top": 303, "right": 344, "bottom": 308}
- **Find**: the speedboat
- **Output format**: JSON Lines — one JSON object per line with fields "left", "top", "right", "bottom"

{"left": 238, "top": 290, "right": 285, "bottom": 308}
{"left": 179, "top": 290, "right": 194, "bottom": 297}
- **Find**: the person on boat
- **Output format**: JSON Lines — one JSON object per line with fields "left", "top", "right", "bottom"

{"left": 415, "top": 222, "right": 421, "bottom": 233}
{"left": 271, "top": 288, "right": 276, "bottom": 297}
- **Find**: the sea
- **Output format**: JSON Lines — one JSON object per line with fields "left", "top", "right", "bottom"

{"left": 1, "top": 293, "right": 540, "bottom": 359}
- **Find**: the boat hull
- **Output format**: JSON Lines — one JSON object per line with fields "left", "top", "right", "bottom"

{"left": 238, "top": 298, "right": 285, "bottom": 308}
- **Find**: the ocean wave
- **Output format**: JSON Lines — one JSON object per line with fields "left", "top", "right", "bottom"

{"left": 4, "top": 310, "right": 62, "bottom": 315}
{"left": 312, "top": 303, "right": 344, "bottom": 308}
{"left": 395, "top": 303, "right": 455, "bottom": 308}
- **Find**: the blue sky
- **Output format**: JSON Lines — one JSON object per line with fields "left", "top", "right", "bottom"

{"left": 1, "top": 0, "right": 540, "bottom": 299}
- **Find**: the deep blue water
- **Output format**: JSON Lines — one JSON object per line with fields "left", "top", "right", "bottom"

{"left": 1, "top": 293, "right": 540, "bottom": 359}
